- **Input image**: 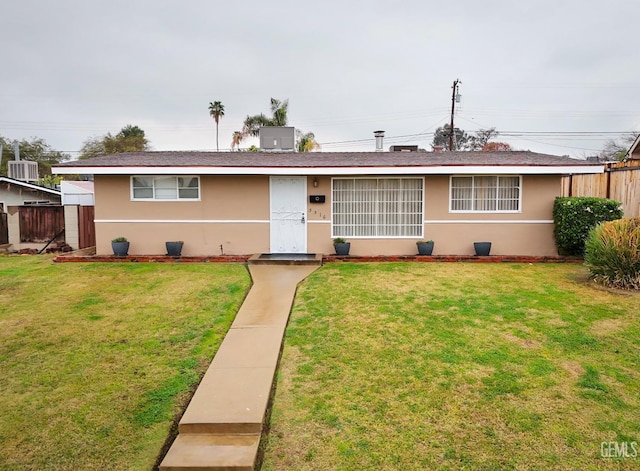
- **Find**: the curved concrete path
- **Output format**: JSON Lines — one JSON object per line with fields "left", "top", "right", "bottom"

{"left": 160, "top": 264, "right": 319, "bottom": 470}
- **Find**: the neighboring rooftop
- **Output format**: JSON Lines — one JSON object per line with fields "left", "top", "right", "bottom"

{"left": 0, "top": 176, "right": 62, "bottom": 195}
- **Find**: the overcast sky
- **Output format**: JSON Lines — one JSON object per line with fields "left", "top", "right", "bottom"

{"left": 1, "top": 0, "right": 638, "bottom": 158}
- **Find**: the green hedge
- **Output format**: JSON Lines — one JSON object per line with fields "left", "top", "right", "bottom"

{"left": 553, "top": 197, "right": 623, "bottom": 255}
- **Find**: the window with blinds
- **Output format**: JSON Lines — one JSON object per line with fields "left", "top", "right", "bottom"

{"left": 450, "top": 176, "right": 520, "bottom": 212}
{"left": 131, "top": 176, "right": 200, "bottom": 201}
{"left": 332, "top": 178, "right": 423, "bottom": 237}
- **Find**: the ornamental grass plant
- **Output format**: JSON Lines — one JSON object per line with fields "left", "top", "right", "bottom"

{"left": 585, "top": 217, "right": 640, "bottom": 289}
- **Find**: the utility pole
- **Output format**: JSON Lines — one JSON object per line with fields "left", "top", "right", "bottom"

{"left": 449, "top": 79, "right": 461, "bottom": 151}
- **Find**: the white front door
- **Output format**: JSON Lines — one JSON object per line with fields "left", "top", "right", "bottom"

{"left": 270, "top": 176, "right": 307, "bottom": 253}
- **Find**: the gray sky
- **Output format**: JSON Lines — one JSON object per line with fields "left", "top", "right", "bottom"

{"left": 1, "top": 0, "right": 638, "bottom": 158}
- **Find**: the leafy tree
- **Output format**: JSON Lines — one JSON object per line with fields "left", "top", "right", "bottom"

{"left": 467, "top": 127, "right": 500, "bottom": 151}
{"left": 296, "top": 130, "right": 320, "bottom": 152}
{"left": 79, "top": 125, "right": 150, "bottom": 159}
{"left": 431, "top": 124, "right": 470, "bottom": 151}
{"left": 433, "top": 126, "right": 512, "bottom": 152}
{"left": 482, "top": 142, "right": 512, "bottom": 151}
{"left": 208, "top": 101, "right": 225, "bottom": 151}
{"left": 0, "top": 134, "right": 69, "bottom": 177}
{"left": 242, "top": 98, "right": 289, "bottom": 137}
{"left": 39, "top": 174, "right": 63, "bottom": 187}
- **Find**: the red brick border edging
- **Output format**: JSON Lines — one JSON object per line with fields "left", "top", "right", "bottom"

{"left": 53, "top": 255, "right": 251, "bottom": 263}
{"left": 322, "top": 255, "right": 584, "bottom": 264}
{"left": 53, "top": 254, "right": 583, "bottom": 264}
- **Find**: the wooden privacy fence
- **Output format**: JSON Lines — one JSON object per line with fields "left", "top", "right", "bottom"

{"left": 78, "top": 205, "right": 96, "bottom": 249}
{"left": 19, "top": 206, "right": 65, "bottom": 243}
{"left": 561, "top": 160, "right": 640, "bottom": 218}
{"left": 0, "top": 213, "right": 8, "bottom": 245}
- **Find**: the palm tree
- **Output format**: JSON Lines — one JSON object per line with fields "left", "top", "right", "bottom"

{"left": 242, "top": 113, "right": 272, "bottom": 138}
{"left": 231, "top": 131, "right": 243, "bottom": 152}
{"left": 296, "top": 130, "right": 320, "bottom": 152}
{"left": 242, "top": 98, "right": 289, "bottom": 137}
{"left": 269, "top": 98, "right": 288, "bottom": 126}
{"left": 208, "top": 101, "right": 225, "bottom": 151}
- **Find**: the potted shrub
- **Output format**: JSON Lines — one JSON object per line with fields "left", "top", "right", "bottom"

{"left": 166, "top": 241, "right": 184, "bottom": 256}
{"left": 333, "top": 237, "right": 351, "bottom": 256}
{"left": 111, "top": 237, "right": 130, "bottom": 256}
{"left": 474, "top": 241, "right": 492, "bottom": 256}
{"left": 416, "top": 240, "right": 434, "bottom": 256}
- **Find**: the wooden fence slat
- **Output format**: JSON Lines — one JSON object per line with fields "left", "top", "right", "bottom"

{"left": 0, "top": 213, "right": 8, "bottom": 244}
{"left": 561, "top": 162, "right": 640, "bottom": 218}
{"left": 78, "top": 206, "right": 96, "bottom": 248}
{"left": 18, "top": 206, "right": 65, "bottom": 243}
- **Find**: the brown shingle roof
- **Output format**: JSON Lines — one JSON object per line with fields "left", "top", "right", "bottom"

{"left": 55, "top": 151, "right": 597, "bottom": 168}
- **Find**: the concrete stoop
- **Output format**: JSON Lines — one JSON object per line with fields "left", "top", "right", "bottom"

{"left": 160, "top": 264, "right": 319, "bottom": 470}
{"left": 159, "top": 434, "right": 260, "bottom": 471}
{"left": 247, "top": 253, "right": 322, "bottom": 265}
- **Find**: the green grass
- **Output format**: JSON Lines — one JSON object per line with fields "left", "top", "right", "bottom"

{"left": 263, "top": 263, "right": 640, "bottom": 470}
{"left": 0, "top": 255, "right": 250, "bottom": 470}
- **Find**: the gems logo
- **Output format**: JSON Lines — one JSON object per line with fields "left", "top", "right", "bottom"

{"left": 601, "top": 441, "right": 638, "bottom": 459}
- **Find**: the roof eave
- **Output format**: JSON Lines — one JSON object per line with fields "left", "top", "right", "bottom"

{"left": 0, "top": 177, "right": 62, "bottom": 195}
{"left": 53, "top": 165, "right": 604, "bottom": 176}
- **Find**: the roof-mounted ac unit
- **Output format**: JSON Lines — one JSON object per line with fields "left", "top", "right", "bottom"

{"left": 8, "top": 161, "right": 39, "bottom": 182}
{"left": 259, "top": 127, "right": 295, "bottom": 152}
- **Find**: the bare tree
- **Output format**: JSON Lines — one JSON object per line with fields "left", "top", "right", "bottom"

{"left": 599, "top": 134, "right": 637, "bottom": 161}
{"left": 469, "top": 128, "right": 499, "bottom": 151}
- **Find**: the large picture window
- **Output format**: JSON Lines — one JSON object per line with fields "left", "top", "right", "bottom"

{"left": 131, "top": 176, "right": 200, "bottom": 201}
{"left": 450, "top": 176, "right": 520, "bottom": 212}
{"left": 332, "top": 178, "right": 423, "bottom": 237}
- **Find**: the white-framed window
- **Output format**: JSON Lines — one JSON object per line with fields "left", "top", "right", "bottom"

{"left": 450, "top": 175, "right": 521, "bottom": 212}
{"left": 131, "top": 176, "right": 200, "bottom": 201}
{"left": 332, "top": 177, "right": 423, "bottom": 237}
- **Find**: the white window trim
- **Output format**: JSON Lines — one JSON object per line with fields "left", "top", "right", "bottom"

{"left": 130, "top": 175, "right": 201, "bottom": 202}
{"left": 331, "top": 176, "right": 425, "bottom": 239}
{"left": 449, "top": 175, "right": 522, "bottom": 213}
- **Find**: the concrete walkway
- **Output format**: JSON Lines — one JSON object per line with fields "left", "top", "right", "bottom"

{"left": 160, "top": 264, "right": 319, "bottom": 470}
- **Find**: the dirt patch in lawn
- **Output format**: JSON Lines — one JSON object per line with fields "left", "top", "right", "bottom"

{"left": 502, "top": 332, "right": 541, "bottom": 349}
{"left": 560, "top": 360, "right": 584, "bottom": 378}
{"left": 591, "top": 317, "right": 626, "bottom": 336}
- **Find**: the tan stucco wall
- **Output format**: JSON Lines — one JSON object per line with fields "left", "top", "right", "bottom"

{"left": 424, "top": 175, "right": 559, "bottom": 221}
{"left": 95, "top": 175, "right": 269, "bottom": 221}
{"left": 95, "top": 175, "right": 271, "bottom": 255}
{"left": 94, "top": 173, "right": 561, "bottom": 256}
{"left": 418, "top": 175, "right": 560, "bottom": 256}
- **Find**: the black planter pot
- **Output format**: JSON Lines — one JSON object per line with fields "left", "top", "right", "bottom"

{"left": 334, "top": 242, "right": 351, "bottom": 256}
{"left": 166, "top": 242, "right": 184, "bottom": 256}
{"left": 417, "top": 241, "right": 434, "bottom": 256}
{"left": 112, "top": 241, "right": 130, "bottom": 256}
{"left": 474, "top": 242, "right": 492, "bottom": 256}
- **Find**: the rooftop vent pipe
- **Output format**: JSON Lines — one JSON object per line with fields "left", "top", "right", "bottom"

{"left": 374, "top": 130, "right": 385, "bottom": 152}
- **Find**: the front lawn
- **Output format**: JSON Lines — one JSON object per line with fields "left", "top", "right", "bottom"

{"left": 263, "top": 263, "right": 640, "bottom": 470}
{"left": 0, "top": 256, "right": 250, "bottom": 470}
